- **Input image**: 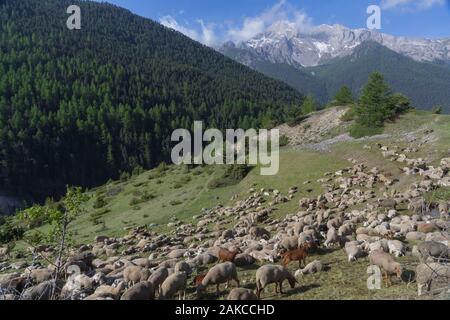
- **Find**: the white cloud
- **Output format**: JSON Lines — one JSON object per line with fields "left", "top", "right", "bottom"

{"left": 159, "top": 0, "right": 314, "bottom": 46}
{"left": 227, "top": 0, "right": 313, "bottom": 42}
{"left": 160, "top": 16, "right": 217, "bottom": 46}
{"left": 381, "top": 0, "right": 445, "bottom": 10}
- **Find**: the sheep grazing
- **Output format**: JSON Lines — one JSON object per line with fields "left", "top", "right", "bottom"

{"left": 255, "top": 265, "right": 296, "bottom": 299}
{"left": 123, "top": 266, "right": 151, "bottom": 286}
{"left": 249, "top": 226, "right": 271, "bottom": 240}
{"left": 174, "top": 261, "right": 192, "bottom": 275}
{"left": 280, "top": 244, "right": 311, "bottom": 268}
{"left": 415, "top": 263, "right": 450, "bottom": 296}
{"left": 277, "top": 236, "right": 299, "bottom": 252}
{"left": 417, "top": 222, "right": 438, "bottom": 234}
{"left": 60, "top": 274, "right": 94, "bottom": 299}
{"left": 345, "top": 241, "right": 364, "bottom": 262}
{"left": 227, "top": 288, "right": 258, "bottom": 300}
{"left": 27, "top": 268, "right": 53, "bottom": 284}
{"left": 387, "top": 240, "right": 406, "bottom": 257}
{"left": 193, "top": 273, "right": 207, "bottom": 287}
{"left": 438, "top": 201, "right": 448, "bottom": 219}
{"left": 160, "top": 272, "right": 187, "bottom": 300}
{"left": 324, "top": 227, "right": 339, "bottom": 247}
{"left": 84, "top": 281, "right": 126, "bottom": 300}
{"left": 234, "top": 253, "right": 256, "bottom": 267}
{"left": 415, "top": 241, "right": 448, "bottom": 262}
{"left": 218, "top": 248, "right": 241, "bottom": 263}
{"left": 191, "top": 253, "right": 217, "bottom": 266}
{"left": 148, "top": 267, "right": 169, "bottom": 295}
{"left": 21, "top": 280, "right": 63, "bottom": 300}
{"left": 197, "top": 262, "right": 240, "bottom": 297}
{"left": 295, "top": 260, "right": 322, "bottom": 277}
{"left": 369, "top": 250, "right": 403, "bottom": 287}
{"left": 120, "top": 281, "right": 155, "bottom": 300}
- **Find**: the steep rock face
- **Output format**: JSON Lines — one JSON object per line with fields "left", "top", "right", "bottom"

{"left": 221, "top": 23, "right": 450, "bottom": 68}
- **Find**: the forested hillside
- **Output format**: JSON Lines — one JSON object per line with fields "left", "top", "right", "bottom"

{"left": 0, "top": 0, "right": 303, "bottom": 200}
{"left": 307, "top": 41, "right": 450, "bottom": 109}
{"left": 222, "top": 41, "right": 450, "bottom": 109}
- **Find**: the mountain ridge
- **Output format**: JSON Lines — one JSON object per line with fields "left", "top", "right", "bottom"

{"left": 221, "top": 23, "right": 450, "bottom": 68}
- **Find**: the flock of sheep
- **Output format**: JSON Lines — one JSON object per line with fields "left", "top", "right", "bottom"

{"left": 0, "top": 142, "right": 449, "bottom": 300}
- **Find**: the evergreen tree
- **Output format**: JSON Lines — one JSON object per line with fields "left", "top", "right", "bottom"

{"left": 355, "top": 72, "right": 392, "bottom": 128}
{"left": 301, "top": 96, "right": 317, "bottom": 115}
{"left": 331, "top": 86, "right": 354, "bottom": 106}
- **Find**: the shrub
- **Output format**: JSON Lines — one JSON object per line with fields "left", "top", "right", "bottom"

{"left": 279, "top": 135, "right": 289, "bottom": 147}
{"left": 93, "top": 196, "right": 107, "bottom": 209}
{"left": 129, "top": 197, "right": 141, "bottom": 206}
{"left": 340, "top": 106, "right": 357, "bottom": 122}
{"left": 0, "top": 219, "right": 25, "bottom": 244}
{"left": 432, "top": 105, "right": 443, "bottom": 114}
{"left": 169, "top": 200, "right": 182, "bottom": 206}
{"left": 208, "top": 165, "right": 251, "bottom": 189}
{"left": 120, "top": 171, "right": 130, "bottom": 182}
{"left": 349, "top": 123, "right": 383, "bottom": 138}
{"left": 132, "top": 166, "right": 145, "bottom": 176}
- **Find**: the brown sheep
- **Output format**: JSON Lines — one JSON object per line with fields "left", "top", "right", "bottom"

{"left": 369, "top": 250, "right": 402, "bottom": 287}
{"left": 218, "top": 248, "right": 241, "bottom": 263}
{"left": 280, "top": 243, "right": 311, "bottom": 268}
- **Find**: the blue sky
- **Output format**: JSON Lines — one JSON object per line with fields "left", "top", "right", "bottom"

{"left": 98, "top": 0, "right": 450, "bottom": 45}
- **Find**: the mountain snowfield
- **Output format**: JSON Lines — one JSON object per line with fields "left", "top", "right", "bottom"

{"left": 221, "top": 23, "right": 450, "bottom": 68}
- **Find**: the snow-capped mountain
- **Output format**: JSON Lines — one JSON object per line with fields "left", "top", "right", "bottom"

{"left": 221, "top": 23, "right": 450, "bottom": 68}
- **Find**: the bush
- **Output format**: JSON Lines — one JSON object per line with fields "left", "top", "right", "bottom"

{"left": 340, "top": 106, "right": 357, "bottom": 122}
{"left": 0, "top": 219, "right": 25, "bottom": 244}
{"left": 432, "top": 105, "right": 443, "bottom": 114}
{"left": 208, "top": 165, "right": 251, "bottom": 189}
{"left": 120, "top": 171, "right": 130, "bottom": 182}
{"left": 349, "top": 123, "right": 383, "bottom": 138}
{"left": 129, "top": 191, "right": 156, "bottom": 206}
{"left": 169, "top": 200, "right": 182, "bottom": 206}
{"left": 279, "top": 135, "right": 289, "bottom": 147}
{"left": 132, "top": 166, "right": 145, "bottom": 176}
{"left": 93, "top": 196, "right": 107, "bottom": 209}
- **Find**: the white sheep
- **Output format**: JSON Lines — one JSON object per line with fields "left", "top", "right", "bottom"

{"left": 387, "top": 240, "right": 405, "bottom": 257}
{"left": 255, "top": 265, "right": 296, "bottom": 299}
{"left": 416, "top": 262, "right": 450, "bottom": 296}
{"left": 324, "top": 227, "right": 339, "bottom": 247}
{"left": 159, "top": 272, "right": 187, "bottom": 300}
{"left": 123, "top": 266, "right": 150, "bottom": 286}
{"left": 294, "top": 260, "right": 322, "bottom": 277}
{"left": 345, "top": 241, "right": 364, "bottom": 262}
{"left": 120, "top": 281, "right": 155, "bottom": 300}
{"left": 369, "top": 250, "right": 402, "bottom": 287}
{"left": 148, "top": 267, "right": 169, "bottom": 295}
{"left": 227, "top": 288, "right": 258, "bottom": 300}
{"left": 197, "top": 262, "right": 240, "bottom": 297}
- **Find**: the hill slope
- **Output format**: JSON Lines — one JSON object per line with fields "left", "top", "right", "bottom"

{"left": 5, "top": 107, "right": 449, "bottom": 300}
{"left": 0, "top": 0, "right": 303, "bottom": 201}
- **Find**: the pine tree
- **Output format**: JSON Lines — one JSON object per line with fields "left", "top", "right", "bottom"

{"left": 355, "top": 72, "right": 392, "bottom": 128}
{"left": 301, "top": 96, "right": 316, "bottom": 115}
{"left": 332, "top": 86, "right": 354, "bottom": 106}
